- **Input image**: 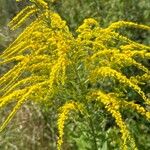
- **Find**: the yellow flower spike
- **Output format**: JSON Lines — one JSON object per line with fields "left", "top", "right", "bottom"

{"left": 107, "top": 30, "right": 150, "bottom": 51}
{"left": 28, "top": 62, "right": 51, "bottom": 72}
{"left": 0, "top": 62, "right": 25, "bottom": 87}
{"left": 58, "top": 57, "right": 67, "bottom": 85}
{"left": 110, "top": 53, "right": 149, "bottom": 73}
{"left": 0, "top": 56, "right": 34, "bottom": 95}
{"left": 108, "top": 21, "right": 150, "bottom": 31}
{"left": 92, "top": 91, "right": 137, "bottom": 150}
{"left": 35, "top": 0, "right": 48, "bottom": 9}
{"left": 90, "top": 49, "right": 149, "bottom": 74}
{"left": 0, "top": 89, "right": 31, "bottom": 132}
{"left": 135, "top": 73, "right": 150, "bottom": 83}
{"left": 3, "top": 76, "right": 46, "bottom": 96}
{"left": 48, "top": 60, "right": 61, "bottom": 87}
{"left": 2, "top": 20, "right": 45, "bottom": 58}
{"left": 9, "top": 5, "right": 38, "bottom": 30}
{"left": 0, "top": 83, "right": 46, "bottom": 132}
{"left": 121, "top": 101, "right": 150, "bottom": 119}
{"left": 90, "top": 49, "right": 118, "bottom": 59}
{"left": 0, "top": 55, "right": 24, "bottom": 66}
{"left": 0, "top": 89, "right": 28, "bottom": 108}
{"left": 91, "top": 67, "right": 149, "bottom": 103}
{"left": 57, "top": 102, "right": 83, "bottom": 150}
{"left": 12, "top": 9, "right": 38, "bottom": 30}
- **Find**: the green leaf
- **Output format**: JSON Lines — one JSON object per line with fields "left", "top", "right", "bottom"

{"left": 101, "top": 141, "right": 108, "bottom": 150}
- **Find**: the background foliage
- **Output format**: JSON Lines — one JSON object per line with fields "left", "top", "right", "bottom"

{"left": 0, "top": 0, "right": 150, "bottom": 150}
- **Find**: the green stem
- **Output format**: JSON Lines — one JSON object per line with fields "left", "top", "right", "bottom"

{"left": 87, "top": 106, "right": 98, "bottom": 150}
{"left": 70, "top": 52, "right": 98, "bottom": 149}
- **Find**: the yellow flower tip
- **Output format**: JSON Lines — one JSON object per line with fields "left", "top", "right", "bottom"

{"left": 146, "top": 112, "right": 150, "bottom": 119}
{"left": 84, "top": 18, "right": 99, "bottom": 26}
{"left": 50, "top": 13, "right": 67, "bottom": 30}
{"left": 76, "top": 18, "right": 99, "bottom": 33}
{"left": 37, "top": 0, "right": 48, "bottom": 9}
{"left": 108, "top": 21, "right": 150, "bottom": 31}
{"left": 8, "top": 5, "right": 38, "bottom": 30}
{"left": 145, "top": 100, "right": 150, "bottom": 106}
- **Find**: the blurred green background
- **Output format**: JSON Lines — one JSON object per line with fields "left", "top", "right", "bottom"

{"left": 0, "top": 0, "right": 150, "bottom": 149}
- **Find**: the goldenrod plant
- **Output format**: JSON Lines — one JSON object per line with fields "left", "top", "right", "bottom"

{"left": 0, "top": 0, "right": 150, "bottom": 149}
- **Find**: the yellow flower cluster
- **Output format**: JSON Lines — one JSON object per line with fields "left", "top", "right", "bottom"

{"left": 57, "top": 102, "right": 83, "bottom": 150}
{"left": 8, "top": 5, "right": 38, "bottom": 30}
{"left": 90, "top": 67, "right": 149, "bottom": 104}
{"left": 0, "top": 1, "right": 150, "bottom": 149}
{"left": 108, "top": 21, "right": 150, "bottom": 31}
{"left": 92, "top": 91, "right": 137, "bottom": 150}
{"left": 0, "top": 7, "right": 73, "bottom": 132}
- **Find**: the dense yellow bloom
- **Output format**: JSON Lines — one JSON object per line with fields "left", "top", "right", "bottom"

{"left": 0, "top": 1, "right": 150, "bottom": 149}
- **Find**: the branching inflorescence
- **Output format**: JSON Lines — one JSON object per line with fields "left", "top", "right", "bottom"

{"left": 0, "top": 0, "right": 150, "bottom": 149}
